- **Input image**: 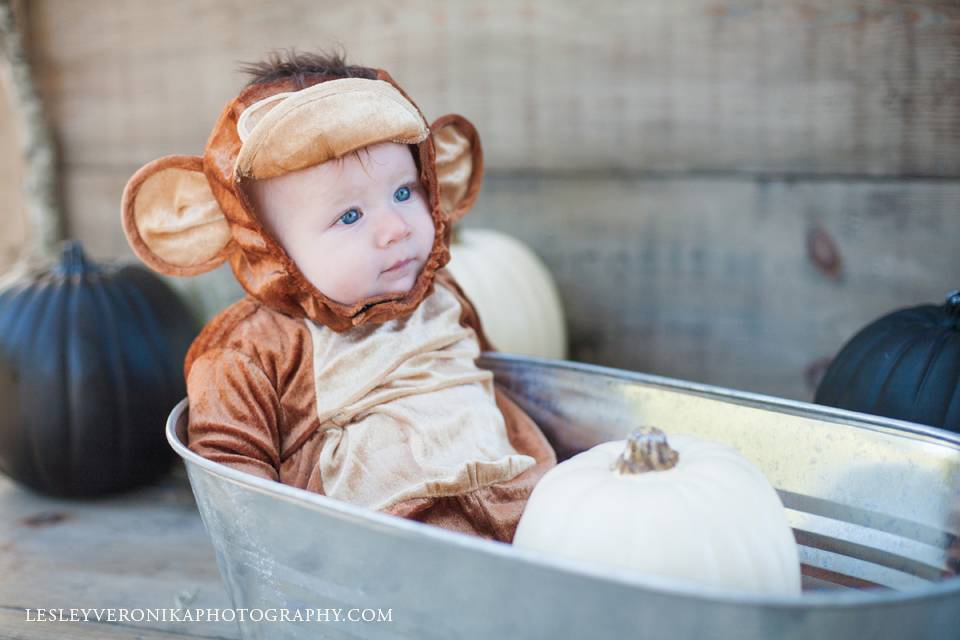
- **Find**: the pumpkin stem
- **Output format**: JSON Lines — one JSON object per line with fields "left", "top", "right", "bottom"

{"left": 947, "top": 290, "right": 960, "bottom": 318}
{"left": 611, "top": 427, "right": 679, "bottom": 475}
{"left": 53, "top": 240, "right": 100, "bottom": 277}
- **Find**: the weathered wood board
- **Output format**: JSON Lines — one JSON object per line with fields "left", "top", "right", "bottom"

{"left": 0, "top": 467, "right": 240, "bottom": 639}
{"left": 23, "top": 0, "right": 960, "bottom": 177}
{"left": 468, "top": 174, "right": 960, "bottom": 401}
{"left": 0, "top": 0, "right": 957, "bottom": 402}
{"left": 58, "top": 165, "right": 960, "bottom": 402}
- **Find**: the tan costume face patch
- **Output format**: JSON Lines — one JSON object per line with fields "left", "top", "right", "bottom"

{"left": 235, "top": 78, "right": 430, "bottom": 180}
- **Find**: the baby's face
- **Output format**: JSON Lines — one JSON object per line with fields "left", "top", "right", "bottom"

{"left": 245, "top": 142, "right": 435, "bottom": 305}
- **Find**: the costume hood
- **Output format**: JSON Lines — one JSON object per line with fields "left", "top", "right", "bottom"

{"left": 121, "top": 69, "right": 483, "bottom": 331}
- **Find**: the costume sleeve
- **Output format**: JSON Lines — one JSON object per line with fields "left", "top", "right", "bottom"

{"left": 186, "top": 347, "right": 282, "bottom": 482}
{"left": 434, "top": 269, "right": 496, "bottom": 352}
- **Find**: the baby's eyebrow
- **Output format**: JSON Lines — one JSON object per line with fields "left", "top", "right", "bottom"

{"left": 388, "top": 165, "right": 419, "bottom": 182}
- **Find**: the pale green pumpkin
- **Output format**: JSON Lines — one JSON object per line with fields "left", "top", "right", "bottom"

{"left": 447, "top": 228, "right": 567, "bottom": 359}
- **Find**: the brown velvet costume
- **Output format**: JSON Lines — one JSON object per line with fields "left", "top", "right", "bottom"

{"left": 121, "top": 66, "right": 556, "bottom": 542}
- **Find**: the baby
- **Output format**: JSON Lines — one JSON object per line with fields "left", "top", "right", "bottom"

{"left": 120, "top": 51, "right": 556, "bottom": 542}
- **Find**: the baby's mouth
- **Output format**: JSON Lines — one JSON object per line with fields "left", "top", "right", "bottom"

{"left": 383, "top": 258, "right": 416, "bottom": 273}
{"left": 383, "top": 257, "right": 415, "bottom": 273}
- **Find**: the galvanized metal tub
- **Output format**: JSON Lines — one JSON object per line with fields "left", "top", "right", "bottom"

{"left": 167, "top": 353, "right": 960, "bottom": 639}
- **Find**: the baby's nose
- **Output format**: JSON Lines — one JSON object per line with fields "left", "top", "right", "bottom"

{"left": 376, "top": 209, "right": 412, "bottom": 247}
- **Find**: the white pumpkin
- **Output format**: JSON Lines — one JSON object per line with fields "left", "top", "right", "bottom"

{"left": 513, "top": 427, "right": 802, "bottom": 596}
{"left": 447, "top": 228, "right": 567, "bottom": 359}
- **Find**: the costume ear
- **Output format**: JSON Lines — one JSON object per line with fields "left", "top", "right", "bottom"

{"left": 431, "top": 114, "right": 484, "bottom": 224}
{"left": 121, "top": 155, "right": 232, "bottom": 276}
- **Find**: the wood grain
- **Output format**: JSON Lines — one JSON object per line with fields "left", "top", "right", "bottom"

{"left": 23, "top": 0, "right": 960, "bottom": 176}
{"left": 0, "top": 468, "right": 239, "bottom": 639}
{"left": 465, "top": 173, "right": 960, "bottom": 401}
{"left": 59, "top": 164, "right": 960, "bottom": 402}
{"left": 1, "top": 0, "right": 958, "bottom": 401}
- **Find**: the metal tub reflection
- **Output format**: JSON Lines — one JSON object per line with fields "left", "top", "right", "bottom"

{"left": 167, "top": 353, "right": 960, "bottom": 639}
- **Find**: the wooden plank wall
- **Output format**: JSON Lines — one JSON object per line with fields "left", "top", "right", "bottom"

{"left": 1, "top": 0, "right": 958, "bottom": 401}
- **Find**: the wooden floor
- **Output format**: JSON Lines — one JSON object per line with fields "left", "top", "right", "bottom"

{"left": 0, "top": 464, "right": 240, "bottom": 639}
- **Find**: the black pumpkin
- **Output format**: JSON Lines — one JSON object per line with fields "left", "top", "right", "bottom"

{"left": 0, "top": 241, "right": 198, "bottom": 496}
{"left": 815, "top": 290, "right": 960, "bottom": 433}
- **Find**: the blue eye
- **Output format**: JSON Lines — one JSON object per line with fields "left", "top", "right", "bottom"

{"left": 339, "top": 208, "right": 362, "bottom": 225}
{"left": 394, "top": 186, "right": 411, "bottom": 202}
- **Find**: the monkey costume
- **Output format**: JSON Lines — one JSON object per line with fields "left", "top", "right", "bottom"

{"left": 120, "top": 61, "right": 556, "bottom": 543}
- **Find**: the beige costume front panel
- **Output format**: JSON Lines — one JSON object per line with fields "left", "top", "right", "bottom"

{"left": 305, "top": 283, "right": 535, "bottom": 510}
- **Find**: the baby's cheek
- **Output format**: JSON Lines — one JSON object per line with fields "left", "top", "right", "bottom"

{"left": 297, "top": 244, "right": 356, "bottom": 303}
{"left": 325, "top": 270, "right": 370, "bottom": 305}
{"left": 415, "top": 207, "right": 435, "bottom": 248}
